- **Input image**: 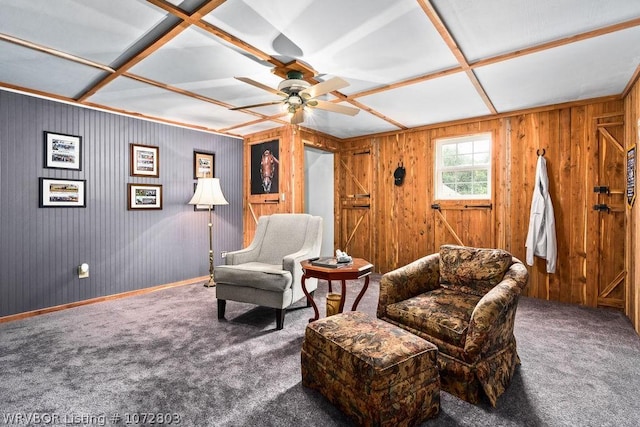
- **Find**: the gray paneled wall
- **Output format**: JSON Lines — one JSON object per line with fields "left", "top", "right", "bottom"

{"left": 0, "top": 90, "right": 244, "bottom": 317}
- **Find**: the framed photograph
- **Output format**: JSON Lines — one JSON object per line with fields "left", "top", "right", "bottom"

{"left": 250, "top": 139, "right": 279, "bottom": 195}
{"left": 44, "top": 131, "right": 82, "bottom": 170}
{"left": 193, "top": 183, "right": 212, "bottom": 211}
{"left": 39, "top": 178, "right": 86, "bottom": 208}
{"left": 130, "top": 143, "right": 159, "bottom": 177}
{"left": 194, "top": 150, "right": 215, "bottom": 179}
{"left": 128, "top": 183, "right": 163, "bottom": 210}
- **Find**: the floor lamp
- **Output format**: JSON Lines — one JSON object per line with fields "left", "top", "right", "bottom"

{"left": 188, "top": 177, "right": 228, "bottom": 287}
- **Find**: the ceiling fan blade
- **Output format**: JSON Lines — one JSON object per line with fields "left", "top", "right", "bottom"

{"left": 301, "top": 77, "right": 349, "bottom": 98}
{"left": 235, "top": 77, "right": 286, "bottom": 97}
{"left": 229, "top": 100, "right": 283, "bottom": 110}
{"left": 311, "top": 99, "right": 360, "bottom": 116}
{"left": 291, "top": 108, "right": 305, "bottom": 124}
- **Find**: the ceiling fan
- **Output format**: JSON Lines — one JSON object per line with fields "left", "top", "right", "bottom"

{"left": 230, "top": 70, "right": 360, "bottom": 124}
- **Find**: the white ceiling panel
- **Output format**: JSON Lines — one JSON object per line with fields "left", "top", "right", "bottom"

{"left": 0, "top": 0, "right": 167, "bottom": 65}
{"left": 360, "top": 72, "right": 492, "bottom": 128}
{"left": 476, "top": 26, "right": 640, "bottom": 112}
{"left": 0, "top": 41, "right": 107, "bottom": 98}
{"left": 128, "top": 26, "right": 280, "bottom": 104}
{"left": 86, "top": 77, "right": 255, "bottom": 130}
{"left": 0, "top": 0, "right": 638, "bottom": 139}
{"left": 229, "top": 121, "right": 285, "bottom": 136}
{"left": 204, "top": 0, "right": 457, "bottom": 84}
{"left": 432, "top": 0, "right": 640, "bottom": 62}
{"left": 302, "top": 106, "right": 401, "bottom": 139}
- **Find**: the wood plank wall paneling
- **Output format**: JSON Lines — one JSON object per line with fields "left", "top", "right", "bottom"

{"left": 242, "top": 125, "right": 307, "bottom": 246}
{"left": 336, "top": 99, "right": 632, "bottom": 318}
{"left": 0, "top": 90, "right": 244, "bottom": 318}
{"left": 625, "top": 78, "right": 639, "bottom": 334}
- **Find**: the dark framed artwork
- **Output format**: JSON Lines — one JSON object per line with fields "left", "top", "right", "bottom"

{"left": 130, "top": 143, "right": 159, "bottom": 177}
{"left": 194, "top": 150, "right": 215, "bottom": 179}
{"left": 250, "top": 139, "right": 279, "bottom": 195}
{"left": 127, "top": 183, "right": 163, "bottom": 210}
{"left": 44, "top": 131, "right": 82, "bottom": 170}
{"left": 39, "top": 178, "right": 86, "bottom": 208}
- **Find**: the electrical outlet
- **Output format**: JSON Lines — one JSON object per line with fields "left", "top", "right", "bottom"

{"left": 78, "top": 263, "right": 89, "bottom": 279}
{"left": 221, "top": 251, "right": 228, "bottom": 258}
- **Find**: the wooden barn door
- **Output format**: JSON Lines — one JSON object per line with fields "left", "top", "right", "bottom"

{"left": 593, "top": 113, "right": 626, "bottom": 310}
{"left": 431, "top": 201, "right": 494, "bottom": 249}
{"left": 337, "top": 147, "right": 373, "bottom": 261}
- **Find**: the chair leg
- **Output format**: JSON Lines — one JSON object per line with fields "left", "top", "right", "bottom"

{"left": 217, "top": 299, "right": 226, "bottom": 319}
{"left": 275, "top": 308, "right": 285, "bottom": 330}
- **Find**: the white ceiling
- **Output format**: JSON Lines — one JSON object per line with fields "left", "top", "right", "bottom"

{"left": 1, "top": 0, "right": 639, "bottom": 140}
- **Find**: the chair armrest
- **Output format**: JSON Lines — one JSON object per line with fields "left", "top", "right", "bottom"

{"left": 464, "top": 260, "right": 529, "bottom": 360}
{"left": 225, "top": 247, "right": 260, "bottom": 265}
{"left": 283, "top": 246, "right": 321, "bottom": 286}
{"left": 377, "top": 253, "right": 441, "bottom": 318}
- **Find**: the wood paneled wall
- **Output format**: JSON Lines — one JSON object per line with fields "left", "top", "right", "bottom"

{"left": 241, "top": 126, "right": 338, "bottom": 246}
{"left": 242, "top": 97, "right": 638, "bottom": 333}
{"left": 338, "top": 99, "right": 632, "bottom": 317}
{"left": 624, "top": 78, "right": 640, "bottom": 334}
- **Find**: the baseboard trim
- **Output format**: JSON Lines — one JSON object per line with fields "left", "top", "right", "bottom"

{"left": 0, "top": 276, "right": 209, "bottom": 324}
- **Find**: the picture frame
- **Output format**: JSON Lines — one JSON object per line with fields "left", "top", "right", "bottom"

{"left": 39, "top": 178, "right": 86, "bottom": 208}
{"left": 130, "top": 143, "right": 159, "bottom": 177}
{"left": 44, "top": 131, "right": 82, "bottom": 170}
{"left": 250, "top": 139, "right": 279, "bottom": 196}
{"left": 127, "top": 183, "right": 163, "bottom": 210}
{"left": 193, "top": 183, "right": 212, "bottom": 211}
{"left": 194, "top": 150, "right": 215, "bottom": 179}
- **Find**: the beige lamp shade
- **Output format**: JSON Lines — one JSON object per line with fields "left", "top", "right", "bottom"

{"left": 189, "top": 178, "right": 229, "bottom": 206}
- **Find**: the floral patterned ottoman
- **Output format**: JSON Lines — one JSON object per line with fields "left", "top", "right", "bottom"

{"left": 301, "top": 311, "right": 440, "bottom": 426}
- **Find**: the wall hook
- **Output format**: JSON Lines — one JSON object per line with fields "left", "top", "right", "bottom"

{"left": 536, "top": 148, "right": 546, "bottom": 156}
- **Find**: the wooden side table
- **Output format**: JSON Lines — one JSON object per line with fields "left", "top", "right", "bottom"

{"left": 300, "top": 258, "right": 374, "bottom": 322}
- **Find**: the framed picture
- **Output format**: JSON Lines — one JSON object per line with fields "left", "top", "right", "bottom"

{"left": 130, "top": 143, "right": 159, "bottom": 177}
{"left": 44, "top": 131, "right": 82, "bottom": 170}
{"left": 194, "top": 150, "right": 215, "bottom": 179}
{"left": 193, "top": 183, "right": 212, "bottom": 211}
{"left": 39, "top": 178, "right": 86, "bottom": 208}
{"left": 128, "top": 183, "right": 162, "bottom": 210}
{"left": 250, "top": 139, "right": 279, "bottom": 195}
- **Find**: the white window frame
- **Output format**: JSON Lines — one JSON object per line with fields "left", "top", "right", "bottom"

{"left": 434, "top": 133, "right": 492, "bottom": 200}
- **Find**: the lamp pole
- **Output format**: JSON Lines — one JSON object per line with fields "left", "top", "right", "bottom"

{"left": 206, "top": 205, "right": 215, "bottom": 287}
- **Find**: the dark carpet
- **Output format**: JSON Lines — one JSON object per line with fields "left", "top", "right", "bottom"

{"left": 1, "top": 276, "right": 639, "bottom": 426}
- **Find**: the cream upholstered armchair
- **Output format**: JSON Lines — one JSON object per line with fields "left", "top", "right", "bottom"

{"left": 214, "top": 213, "right": 323, "bottom": 330}
{"left": 377, "top": 245, "right": 528, "bottom": 406}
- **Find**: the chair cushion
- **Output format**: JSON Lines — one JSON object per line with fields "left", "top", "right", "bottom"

{"left": 384, "top": 288, "right": 481, "bottom": 347}
{"left": 439, "top": 245, "right": 512, "bottom": 296}
{"left": 215, "top": 262, "right": 292, "bottom": 292}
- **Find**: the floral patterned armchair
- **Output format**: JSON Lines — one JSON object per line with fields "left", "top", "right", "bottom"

{"left": 377, "top": 245, "right": 529, "bottom": 407}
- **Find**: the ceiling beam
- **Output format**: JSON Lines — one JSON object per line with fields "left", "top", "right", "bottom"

{"left": 416, "top": 0, "right": 498, "bottom": 115}
{"left": 76, "top": 0, "right": 227, "bottom": 102}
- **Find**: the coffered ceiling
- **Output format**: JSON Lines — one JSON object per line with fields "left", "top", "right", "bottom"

{"left": 1, "top": 0, "right": 639, "bottom": 139}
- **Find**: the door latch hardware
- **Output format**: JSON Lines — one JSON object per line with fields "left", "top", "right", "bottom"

{"left": 593, "top": 204, "right": 610, "bottom": 213}
{"left": 593, "top": 186, "right": 610, "bottom": 194}
{"left": 431, "top": 203, "right": 441, "bottom": 210}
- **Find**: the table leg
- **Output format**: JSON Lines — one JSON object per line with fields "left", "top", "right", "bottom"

{"left": 338, "top": 280, "right": 347, "bottom": 313}
{"left": 328, "top": 280, "right": 333, "bottom": 293}
{"left": 301, "top": 274, "right": 319, "bottom": 322}
{"left": 351, "top": 275, "right": 370, "bottom": 311}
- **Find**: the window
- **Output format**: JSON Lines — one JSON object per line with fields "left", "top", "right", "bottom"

{"left": 435, "top": 133, "right": 492, "bottom": 200}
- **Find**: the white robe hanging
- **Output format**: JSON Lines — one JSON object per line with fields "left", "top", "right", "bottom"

{"left": 525, "top": 155, "right": 557, "bottom": 273}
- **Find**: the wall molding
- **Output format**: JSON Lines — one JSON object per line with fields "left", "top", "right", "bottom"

{"left": 0, "top": 276, "right": 208, "bottom": 324}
